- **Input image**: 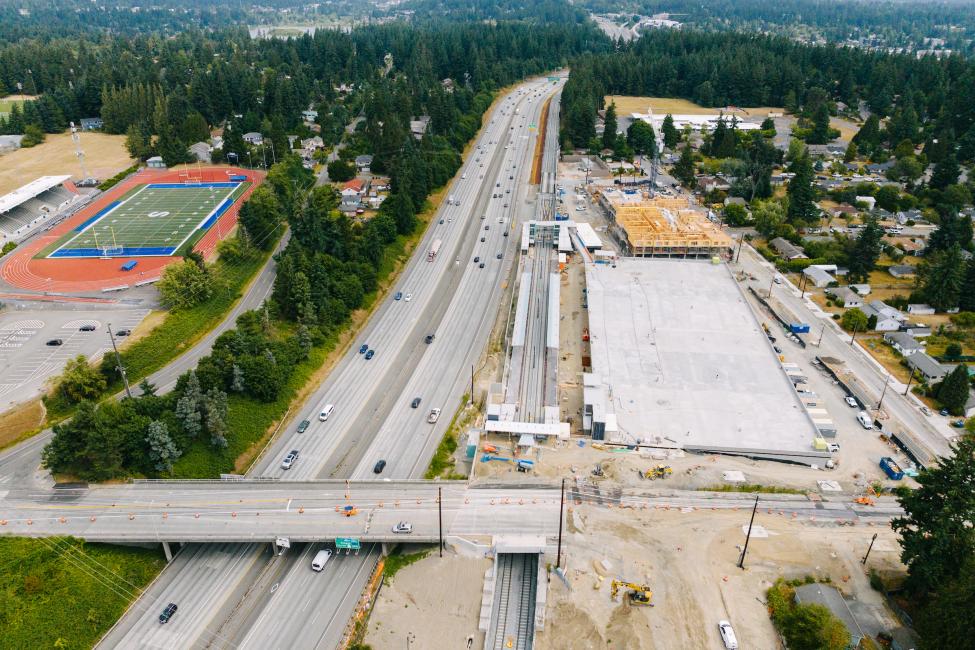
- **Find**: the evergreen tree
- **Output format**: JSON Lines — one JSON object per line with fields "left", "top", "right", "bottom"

{"left": 145, "top": 420, "right": 180, "bottom": 473}
{"left": 959, "top": 260, "right": 975, "bottom": 313}
{"left": 626, "top": 119, "right": 656, "bottom": 157}
{"left": 922, "top": 244, "right": 966, "bottom": 310}
{"left": 930, "top": 154, "right": 960, "bottom": 190}
{"left": 175, "top": 371, "right": 203, "bottom": 438}
{"left": 602, "top": 102, "right": 617, "bottom": 151}
{"left": 673, "top": 143, "right": 696, "bottom": 188}
{"left": 661, "top": 113, "right": 679, "bottom": 149}
{"left": 847, "top": 217, "right": 883, "bottom": 283}
{"left": 843, "top": 141, "right": 858, "bottom": 163}
{"left": 807, "top": 102, "right": 832, "bottom": 144}
{"left": 786, "top": 153, "right": 819, "bottom": 224}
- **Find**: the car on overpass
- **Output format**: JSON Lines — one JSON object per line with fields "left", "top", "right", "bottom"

{"left": 392, "top": 521, "right": 413, "bottom": 534}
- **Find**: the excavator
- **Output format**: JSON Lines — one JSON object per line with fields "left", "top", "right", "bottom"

{"left": 610, "top": 580, "right": 654, "bottom": 606}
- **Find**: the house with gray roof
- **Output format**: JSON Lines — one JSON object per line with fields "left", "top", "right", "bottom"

{"left": 888, "top": 265, "right": 916, "bottom": 278}
{"left": 906, "top": 352, "right": 947, "bottom": 382}
{"left": 803, "top": 265, "right": 833, "bottom": 288}
{"left": 884, "top": 331, "right": 924, "bottom": 356}
{"left": 827, "top": 287, "right": 863, "bottom": 308}
{"left": 770, "top": 237, "right": 806, "bottom": 260}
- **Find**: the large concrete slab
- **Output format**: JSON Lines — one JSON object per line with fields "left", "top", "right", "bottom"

{"left": 585, "top": 258, "right": 819, "bottom": 454}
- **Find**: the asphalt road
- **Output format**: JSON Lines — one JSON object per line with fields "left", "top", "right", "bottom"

{"left": 234, "top": 78, "right": 563, "bottom": 650}
{"left": 89, "top": 77, "right": 562, "bottom": 650}
{"left": 734, "top": 241, "right": 955, "bottom": 462}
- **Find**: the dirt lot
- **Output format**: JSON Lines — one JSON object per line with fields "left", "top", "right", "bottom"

{"left": 605, "top": 96, "right": 787, "bottom": 118}
{"left": 364, "top": 508, "right": 903, "bottom": 650}
{"left": 365, "top": 550, "right": 492, "bottom": 650}
{"left": 537, "top": 506, "right": 902, "bottom": 650}
{"left": 0, "top": 132, "right": 133, "bottom": 195}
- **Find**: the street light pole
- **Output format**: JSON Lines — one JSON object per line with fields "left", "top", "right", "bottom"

{"left": 862, "top": 533, "right": 879, "bottom": 565}
{"left": 107, "top": 324, "right": 132, "bottom": 399}
{"left": 904, "top": 367, "right": 916, "bottom": 396}
{"left": 556, "top": 477, "right": 566, "bottom": 570}
{"left": 737, "top": 495, "right": 760, "bottom": 569}
{"left": 849, "top": 321, "right": 859, "bottom": 346}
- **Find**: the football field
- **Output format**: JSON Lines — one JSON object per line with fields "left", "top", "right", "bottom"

{"left": 47, "top": 181, "right": 248, "bottom": 258}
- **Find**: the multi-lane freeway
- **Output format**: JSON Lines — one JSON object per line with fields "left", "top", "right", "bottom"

{"left": 81, "top": 76, "right": 565, "bottom": 649}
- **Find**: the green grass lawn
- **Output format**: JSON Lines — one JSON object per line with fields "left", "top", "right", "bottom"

{"left": 0, "top": 537, "right": 164, "bottom": 649}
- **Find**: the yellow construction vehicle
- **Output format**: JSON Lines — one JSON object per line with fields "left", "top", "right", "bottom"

{"left": 640, "top": 465, "right": 672, "bottom": 480}
{"left": 610, "top": 579, "right": 653, "bottom": 606}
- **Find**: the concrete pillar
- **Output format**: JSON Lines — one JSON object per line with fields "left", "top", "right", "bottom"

{"left": 162, "top": 541, "right": 173, "bottom": 563}
{"left": 381, "top": 542, "right": 392, "bottom": 557}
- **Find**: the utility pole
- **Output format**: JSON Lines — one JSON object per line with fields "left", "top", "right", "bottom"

{"left": 767, "top": 274, "right": 775, "bottom": 299}
{"left": 877, "top": 373, "right": 891, "bottom": 411}
{"left": 438, "top": 486, "right": 443, "bottom": 558}
{"left": 849, "top": 320, "right": 859, "bottom": 346}
{"left": 107, "top": 324, "right": 132, "bottom": 399}
{"left": 470, "top": 364, "right": 475, "bottom": 406}
{"left": 862, "top": 532, "right": 878, "bottom": 565}
{"left": 799, "top": 273, "right": 808, "bottom": 299}
{"left": 817, "top": 322, "right": 826, "bottom": 347}
{"left": 556, "top": 478, "right": 566, "bottom": 569}
{"left": 734, "top": 233, "right": 744, "bottom": 263}
{"left": 904, "top": 367, "right": 916, "bottom": 396}
{"left": 737, "top": 495, "right": 760, "bottom": 569}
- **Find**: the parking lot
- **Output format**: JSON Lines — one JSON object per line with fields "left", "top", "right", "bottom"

{"left": 0, "top": 308, "right": 148, "bottom": 410}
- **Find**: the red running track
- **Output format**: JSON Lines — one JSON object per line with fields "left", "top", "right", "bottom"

{"left": 0, "top": 166, "right": 263, "bottom": 294}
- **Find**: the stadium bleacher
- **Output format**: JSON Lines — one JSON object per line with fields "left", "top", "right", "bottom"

{"left": 0, "top": 176, "right": 82, "bottom": 241}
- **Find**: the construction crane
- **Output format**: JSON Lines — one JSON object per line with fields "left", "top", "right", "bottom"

{"left": 610, "top": 580, "right": 653, "bottom": 606}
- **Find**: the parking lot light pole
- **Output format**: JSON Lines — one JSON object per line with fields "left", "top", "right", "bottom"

{"left": 107, "top": 324, "right": 132, "bottom": 399}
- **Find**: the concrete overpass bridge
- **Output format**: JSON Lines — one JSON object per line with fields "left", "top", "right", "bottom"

{"left": 0, "top": 480, "right": 562, "bottom": 545}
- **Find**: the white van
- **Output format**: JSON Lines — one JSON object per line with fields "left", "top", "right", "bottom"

{"left": 311, "top": 548, "right": 333, "bottom": 572}
{"left": 857, "top": 411, "right": 873, "bottom": 429}
{"left": 319, "top": 404, "right": 335, "bottom": 422}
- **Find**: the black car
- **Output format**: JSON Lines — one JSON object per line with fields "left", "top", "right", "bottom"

{"left": 411, "top": 397, "right": 421, "bottom": 408}
{"left": 373, "top": 459, "right": 387, "bottom": 474}
{"left": 424, "top": 334, "right": 435, "bottom": 344}
{"left": 115, "top": 329, "right": 131, "bottom": 337}
{"left": 496, "top": 253, "right": 502, "bottom": 259}
{"left": 473, "top": 256, "right": 480, "bottom": 263}
{"left": 480, "top": 237, "right": 486, "bottom": 242}
{"left": 46, "top": 339, "right": 63, "bottom": 346}
{"left": 478, "top": 262, "right": 485, "bottom": 268}
{"left": 79, "top": 324, "right": 96, "bottom": 332}
{"left": 159, "top": 603, "right": 178, "bottom": 624}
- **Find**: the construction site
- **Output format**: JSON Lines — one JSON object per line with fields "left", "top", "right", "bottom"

{"left": 595, "top": 189, "right": 733, "bottom": 258}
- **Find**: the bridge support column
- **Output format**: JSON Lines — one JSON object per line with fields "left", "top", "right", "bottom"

{"left": 381, "top": 543, "right": 392, "bottom": 557}
{"left": 162, "top": 541, "right": 173, "bottom": 563}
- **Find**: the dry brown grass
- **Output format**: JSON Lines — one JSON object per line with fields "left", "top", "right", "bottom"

{"left": 120, "top": 310, "right": 167, "bottom": 349}
{"left": 858, "top": 335, "right": 913, "bottom": 383}
{"left": 605, "top": 95, "right": 787, "bottom": 117}
{"left": 0, "top": 132, "right": 134, "bottom": 195}
{"left": 0, "top": 399, "right": 46, "bottom": 450}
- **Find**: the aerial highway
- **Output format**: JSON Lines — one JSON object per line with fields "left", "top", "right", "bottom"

{"left": 89, "top": 76, "right": 563, "bottom": 649}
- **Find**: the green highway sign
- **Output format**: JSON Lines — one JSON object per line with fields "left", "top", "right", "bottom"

{"left": 336, "top": 537, "right": 361, "bottom": 550}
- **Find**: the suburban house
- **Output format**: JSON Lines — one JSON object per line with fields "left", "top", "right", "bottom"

{"left": 888, "top": 265, "right": 916, "bottom": 279}
{"left": 355, "top": 155, "right": 374, "bottom": 172}
{"left": 188, "top": 141, "right": 211, "bottom": 163}
{"left": 896, "top": 209, "right": 923, "bottom": 225}
{"left": 905, "top": 325, "right": 932, "bottom": 338}
{"left": 828, "top": 287, "right": 863, "bottom": 308}
{"left": 898, "top": 239, "right": 926, "bottom": 256}
{"left": 410, "top": 115, "right": 431, "bottom": 139}
{"left": 770, "top": 237, "right": 807, "bottom": 260}
{"left": 803, "top": 266, "right": 834, "bottom": 288}
{"left": 906, "top": 352, "right": 947, "bottom": 382}
{"left": 866, "top": 161, "right": 895, "bottom": 174}
{"left": 243, "top": 132, "right": 263, "bottom": 146}
{"left": 696, "top": 175, "right": 731, "bottom": 193}
{"left": 723, "top": 196, "right": 746, "bottom": 208}
{"left": 830, "top": 204, "right": 858, "bottom": 219}
{"left": 860, "top": 300, "right": 907, "bottom": 331}
{"left": 793, "top": 584, "right": 864, "bottom": 649}
{"left": 79, "top": 117, "right": 104, "bottom": 131}
{"left": 884, "top": 331, "right": 924, "bottom": 356}
{"left": 907, "top": 304, "right": 936, "bottom": 315}
{"left": 849, "top": 283, "right": 870, "bottom": 295}
{"left": 301, "top": 109, "right": 318, "bottom": 122}
{"left": 340, "top": 178, "right": 368, "bottom": 206}
{"left": 301, "top": 136, "right": 324, "bottom": 152}
{"left": 855, "top": 195, "right": 876, "bottom": 210}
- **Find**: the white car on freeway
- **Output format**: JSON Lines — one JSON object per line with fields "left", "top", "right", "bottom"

{"left": 404, "top": 293, "right": 413, "bottom": 302}
{"left": 392, "top": 521, "right": 413, "bottom": 534}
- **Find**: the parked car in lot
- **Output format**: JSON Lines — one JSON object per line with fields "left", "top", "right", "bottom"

{"left": 159, "top": 603, "right": 178, "bottom": 624}
{"left": 717, "top": 620, "right": 738, "bottom": 649}
{"left": 939, "top": 408, "right": 949, "bottom": 416}
{"left": 392, "top": 521, "right": 413, "bottom": 534}
{"left": 920, "top": 406, "right": 931, "bottom": 416}
{"left": 281, "top": 449, "right": 300, "bottom": 470}
{"left": 296, "top": 419, "right": 310, "bottom": 433}
{"left": 951, "top": 419, "right": 966, "bottom": 428}
{"left": 115, "top": 329, "right": 131, "bottom": 337}
{"left": 46, "top": 339, "right": 63, "bottom": 346}
{"left": 79, "top": 324, "right": 96, "bottom": 331}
